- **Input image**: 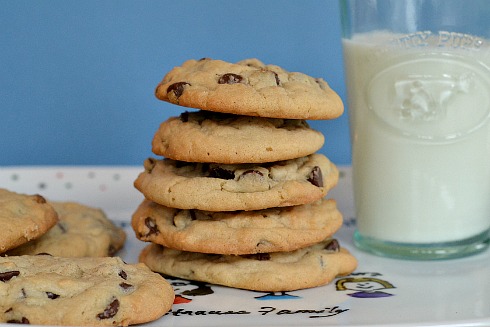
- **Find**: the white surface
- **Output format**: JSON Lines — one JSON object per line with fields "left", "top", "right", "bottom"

{"left": 0, "top": 165, "right": 489, "bottom": 326}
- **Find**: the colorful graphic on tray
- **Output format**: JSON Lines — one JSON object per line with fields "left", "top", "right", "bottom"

{"left": 166, "top": 276, "right": 214, "bottom": 304}
{"left": 167, "top": 272, "right": 396, "bottom": 306}
{"left": 163, "top": 275, "right": 364, "bottom": 319}
{"left": 254, "top": 291, "right": 301, "bottom": 300}
{"left": 335, "top": 272, "right": 396, "bottom": 298}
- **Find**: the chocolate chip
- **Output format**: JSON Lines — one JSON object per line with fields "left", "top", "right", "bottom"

{"left": 324, "top": 239, "right": 340, "bottom": 252}
{"left": 179, "top": 111, "right": 189, "bottom": 122}
{"left": 97, "top": 298, "right": 119, "bottom": 320}
{"left": 307, "top": 166, "right": 323, "bottom": 187}
{"left": 167, "top": 82, "right": 190, "bottom": 99}
{"left": 0, "top": 271, "right": 20, "bottom": 282}
{"left": 119, "top": 282, "right": 133, "bottom": 290}
{"left": 144, "top": 158, "right": 156, "bottom": 173}
{"left": 208, "top": 167, "right": 235, "bottom": 180}
{"left": 33, "top": 194, "right": 46, "bottom": 204}
{"left": 144, "top": 217, "right": 159, "bottom": 236}
{"left": 108, "top": 245, "right": 116, "bottom": 257}
{"left": 118, "top": 270, "right": 127, "bottom": 280}
{"left": 46, "top": 292, "right": 60, "bottom": 299}
{"left": 242, "top": 253, "right": 271, "bottom": 261}
{"left": 272, "top": 71, "right": 280, "bottom": 85}
{"left": 7, "top": 317, "right": 29, "bottom": 324}
{"left": 218, "top": 73, "right": 243, "bottom": 84}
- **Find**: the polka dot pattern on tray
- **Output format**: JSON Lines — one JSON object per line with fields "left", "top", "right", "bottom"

{"left": 0, "top": 166, "right": 145, "bottom": 215}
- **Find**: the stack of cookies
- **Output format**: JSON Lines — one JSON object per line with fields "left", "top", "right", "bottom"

{"left": 132, "top": 58, "right": 357, "bottom": 292}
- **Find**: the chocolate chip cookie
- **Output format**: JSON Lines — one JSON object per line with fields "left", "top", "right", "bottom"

{"left": 152, "top": 110, "right": 325, "bottom": 163}
{"left": 155, "top": 58, "right": 343, "bottom": 120}
{"left": 132, "top": 198, "right": 342, "bottom": 255}
{"left": 134, "top": 154, "right": 339, "bottom": 211}
{"left": 0, "top": 189, "right": 58, "bottom": 253}
{"left": 7, "top": 202, "right": 126, "bottom": 257}
{"left": 0, "top": 255, "right": 174, "bottom": 326}
{"left": 139, "top": 238, "right": 357, "bottom": 292}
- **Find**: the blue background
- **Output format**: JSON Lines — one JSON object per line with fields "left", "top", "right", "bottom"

{"left": 1, "top": 0, "right": 350, "bottom": 166}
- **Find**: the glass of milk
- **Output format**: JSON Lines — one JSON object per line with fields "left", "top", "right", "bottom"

{"left": 340, "top": 0, "right": 490, "bottom": 259}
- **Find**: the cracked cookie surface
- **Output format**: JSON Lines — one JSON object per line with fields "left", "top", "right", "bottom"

{"left": 0, "top": 189, "right": 58, "bottom": 253}
{"left": 7, "top": 202, "right": 126, "bottom": 257}
{"left": 140, "top": 239, "right": 357, "bottom": 291}
{"left": 132, "top": 198, "right": 342, "bottom": 255}
{"left": 0, "top": 255, "right": 174, "bottom": 326}
{"left": 155, "top": 58, "right": 343, "bottom": 120}
{"left": 152, "top": 110, "right": 324, "bottom": 163}
{"left": 134, "top": 154, "right": 339, "bottom": 211}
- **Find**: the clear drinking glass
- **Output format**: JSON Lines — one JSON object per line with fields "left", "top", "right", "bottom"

{"left": 339, "top": 0, "right": 490, "bottom": 259}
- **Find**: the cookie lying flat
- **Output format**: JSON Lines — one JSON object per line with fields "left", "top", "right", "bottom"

{"left": 0, "top": 189, "right": 58, "bottom": 253}
{"left": 152, "top": 110, "right": 324, "bottom": 164}
{"left": 155, "top": 58, "right": 343, "bottom": 120}
{"left": 7, "top": 202, "right": 126, "bottom": 257}
{"left": 0, "top": 255, "right": 174, "bottom": 326}
{"left": 134, "top": 154, "right": 339, "bottom": 211}
{"left": 132, "top": 199, "right": 342, "bottom": 255}
{"left": 140, "top": 239, "right": 357, "bottom": 292}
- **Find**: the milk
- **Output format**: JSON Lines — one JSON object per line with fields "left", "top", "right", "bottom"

{"left": 343, "top": 31, "right": 490, "bottom": 243}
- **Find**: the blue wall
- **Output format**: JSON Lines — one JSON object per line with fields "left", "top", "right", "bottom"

{"left": 0, "top": 0, "right": 351, "bottom": 166}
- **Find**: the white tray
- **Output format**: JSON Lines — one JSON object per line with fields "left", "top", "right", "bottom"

{"left": 1, "top": 166, "right": 489, "bottom": 327}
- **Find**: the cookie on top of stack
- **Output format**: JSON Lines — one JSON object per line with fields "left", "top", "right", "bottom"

{"left": 132, "top": 58, "right": 357, "bottom": 292}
